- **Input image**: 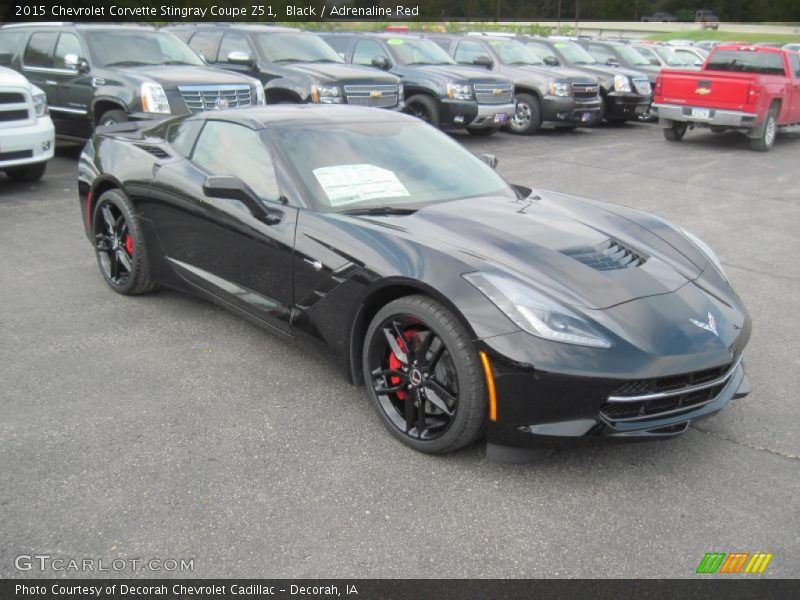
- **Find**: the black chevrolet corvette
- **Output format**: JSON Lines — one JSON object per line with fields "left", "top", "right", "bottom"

{"left": 77, "top": 105, "right": 751, "bottom": 457}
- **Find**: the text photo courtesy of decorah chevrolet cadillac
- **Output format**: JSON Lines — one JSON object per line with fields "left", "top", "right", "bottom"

{"left": 78, "top": 104, "right": 752, "bottom": 457}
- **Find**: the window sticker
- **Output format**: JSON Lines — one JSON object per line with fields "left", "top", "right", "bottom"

{"left": 387, "top": 39, "right": 404, "bottom": 46}
{"left": 554, "top": 42, "right": 567, "bottom": 48}
{"left": 488, "top": 40, "right": 501, "bottom": 46}
{"left": 313, "top": 164, "right": 410, "bottom": 206}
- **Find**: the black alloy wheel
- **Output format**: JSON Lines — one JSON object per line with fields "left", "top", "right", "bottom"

{"left": 363, "top": 295, "right": 486, "bottom": 453}
{"left": 405, "top": 94, "right": 440, "bottom": 128}
{"left": 663, "top": 121, "right": 688, "bottom": 141}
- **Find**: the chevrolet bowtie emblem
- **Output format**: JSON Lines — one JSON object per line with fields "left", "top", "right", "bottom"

{"left": 370, "top": 90, "right": 382, "bottom": 98}
{"left": 492, "top": 88, "right": 502, "bottom": 95}
{"left": 690, "top": 312, "right": 718, "bottom": 336}
{"left": 695, "top": 88, "right": 711, "bottom": 95}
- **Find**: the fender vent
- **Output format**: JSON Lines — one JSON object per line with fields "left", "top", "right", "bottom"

{"left": 133, "top": 144, "right": 171, "bottom": 159}
{"left": 561, "top": 239, "right": 647, "bottom": 271}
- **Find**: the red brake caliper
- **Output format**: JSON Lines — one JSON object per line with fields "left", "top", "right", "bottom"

{"left": 388, "top": 330, "right": 415, "bottom": 400}
{"left": 123, "top": 234, "right": 133, "bottom": 255}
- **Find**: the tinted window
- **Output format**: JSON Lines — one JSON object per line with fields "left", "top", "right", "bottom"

{"left": 586, "top": 43, "right": 616, "bottom": 63}
{"left": 53, "top": 33, "right": 83, "bottom": 69}
{"left": 166, "top": 118, "right": 204, "bottom": 158}
{"left": 0, "top": 31, "right": 24, "bottom": 65}
{"left": 706, "top": 50, "right": 786, "bottom": 75}
{"left": 218, "top": 32, "right": 252, "bottom": 63}
{"left": 23, "top": 31, "right": 57, "bottom": 68}
{"left": 84, "top": 31, "right": 204, "bottom": 67}
{"left": 323, "top": 36, "right": 351, "bottom": 59}
{"left": 188, "top": 30, "right": 222, "bottom": 62}
{"left": 353, "top": 39, "right": 388, "bottom": 66}
{"left": 385, "top": 38, "right": 454, "bottom": 65}
{"left": 454, "top": 40, "right": 487, "bottom": 64}
{"left": 489, "top": 39, "right": 543, "bottom": 65}
{"left": 192, "top": 121, "right": 280, "bottom": 203}
{"left": 254, "top": 33, "right": 343, "bottom": 63}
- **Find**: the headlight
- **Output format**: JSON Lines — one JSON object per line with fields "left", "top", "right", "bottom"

{"left": 614, "top": 74, "right": 632, "bottom": 93}
{"left": 681, "top": 228, "right": 728, "bottom": 280}
{"left": 463, "top": 272, "right": 612, "bottom": 349}
{"left": 141, "top": 82, "right": 170, "bottom": 114}
{"left": 311, "top": 84, "right": 343, "bottom": 104}
{"left": 548, "top": 80, "right": 570, "bottom": 97}
{"left": 254, "top": 82, "right": 265, "bottom": 106}
{"left": 398, "top": 81, "right": 404, "bottom": 98}
{"left": 31, "top": 85, "right": 48, "bottom": 117}
{"left": 446, "top": 82, "right": 473, "bottom": 101}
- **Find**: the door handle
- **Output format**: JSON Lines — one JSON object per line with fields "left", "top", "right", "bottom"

{"left": 45, "top": 80, "right": 57, "bottom": 86}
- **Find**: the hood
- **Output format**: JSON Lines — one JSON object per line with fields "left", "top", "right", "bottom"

{"left": 361, "top": 193, "right": 706, "bottom": 311}
{"left": 0, "top": 66, "right": 33, "bottom": 89}
{"left": 498, "top": 63, "right": 596, "bottom": 85}
{"left": 563, "top": 62, "right": 648, "bottom": 83}
{"left": 288, "top": 62, "right": 399, "bottom": 85}
{"left": 122, "top": 65, "right": 255, "bottom": 88}
{"left": 411, "top": 64, "right": 512, "bottom": 85}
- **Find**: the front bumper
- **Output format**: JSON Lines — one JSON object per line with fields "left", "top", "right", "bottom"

{"left": 542, "top": 95, "right": 602, "bottom": 125}
{"left": 440, "top": 99, "right": 516, "bottom": 130}
{"left": 0, "top": 115, "right": 55, "bottom": 168}
{"left": 605, "top": 92, "right": 651, "bottom": 120}
{"left": 653, "top": 103, "right": 758, "bottom": 129}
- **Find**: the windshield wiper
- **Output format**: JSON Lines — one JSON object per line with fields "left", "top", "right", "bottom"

{"left": 299, "top": 58, "right": 341, "bottom": 63}
{"left": 159, "top": 60, "right": 195, "bottom": 65}
{"left": 340, "top": 206, "right": 418, "bottom": 216}
{"left": 105, "top": 60, "right": 154, "bottom": 67}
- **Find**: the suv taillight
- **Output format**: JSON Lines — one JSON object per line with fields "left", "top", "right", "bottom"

{"left": 748, "top": 82, "right": 761, "bottom": 105}
{"left": 654, "top": 75, "right": 662, "bottom": 97}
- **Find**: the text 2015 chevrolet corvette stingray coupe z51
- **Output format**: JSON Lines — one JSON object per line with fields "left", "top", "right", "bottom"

{"left": 77, "top": 105, "right": 751, "bottom": 457}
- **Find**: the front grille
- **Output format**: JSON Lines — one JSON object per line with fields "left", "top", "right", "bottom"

{"left": 632, "top": 77, "right": 652, "bottom": 96}
{"left": 600, "top": 358, "right": 740, "bottom": 423}
{"left": 178, "top": 85, "right": 252, "bottom": 113}
{"left": 0, "top": 149, "right": 33, "bottom": 161}
{"left": 571, "top": 81, "right": 599, "bottom": 100}
{"left": 0, "top": 109, "right": 29, "bottom": 122}
{"left": 474, "top": 83, "right": 514, "bottom": 105}
{"left": 0, "top": 92, "right": 25, "bottom": 104}
{"left": 561, "top": 239, "right": 647, "bottom": 271}
{"left": 343, "top": 84, "right": 399, "bottom": 108}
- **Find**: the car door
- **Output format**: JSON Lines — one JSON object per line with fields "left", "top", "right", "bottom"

{"left": 454, "top": 39, "right": 494, "bottom": 69}
{"left": 586, "top": 43, "right": 618, "bottom": 67}
{"left": 20, "top": 30, "right": 59, "bottom": 106}
{"left": 50, "top": 31, "right": 93, "bottom": 138}
{"left": 149, "top": 119, "right": 298, "bottom": 331}
{"left": 352, "top": 38, "right": 391, "bottom": 71}
{"left": 185, "top": 29, "right": 222, "bottom": 63}
{"left": 788, "top": 52, "right": 800, "bottom": 123}
{"left": 215, "top": 31, "right": 259, "bottom": 77}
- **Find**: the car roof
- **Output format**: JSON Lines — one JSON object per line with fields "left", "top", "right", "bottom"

{"left": 166, "top": 24, "right": 299, "bottom": 33}
{"left": 188, "top": 105, "right": 415, "bottom": 129}
{"left": 2, "top": 22, "right": 155, "bottom": 31}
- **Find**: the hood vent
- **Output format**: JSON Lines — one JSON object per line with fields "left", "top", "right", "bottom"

{"left": 561, "top": 239, "right": 647, "bottom": 271}
{"left": 133, "top": 144, "right": 171, "bottom": 159}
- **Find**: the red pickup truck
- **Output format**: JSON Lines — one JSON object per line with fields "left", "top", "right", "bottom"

{"left": 653, "top": 45, "right": 800, "bottom": 151}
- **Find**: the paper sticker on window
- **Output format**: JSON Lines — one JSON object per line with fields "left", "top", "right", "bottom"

{"left": 313, "top": 164, "right": 410, "bottom": 206}
{"left": 554, "top": 42, "right": 566, "bottom": 48}
{"left": 387, "top": 39, "right": 404, "bottom": 45}
{"left": 488, "top": 40, "right": 501, "bottom": 46}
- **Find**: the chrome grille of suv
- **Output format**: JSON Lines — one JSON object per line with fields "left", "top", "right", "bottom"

{"left": 474, "top": 83, "right": 513, "bottom": 105}
{"left": 178, "top": 85, "right": 252, "bottom": 113}
{"left": 343, "top": 84, "right": 400, "bottom": 108}
{"left": 571, "top": 81, "right": 599, "bottom": 100}
{"left": 632, "top": 77, "right": 652, "bottom": 96}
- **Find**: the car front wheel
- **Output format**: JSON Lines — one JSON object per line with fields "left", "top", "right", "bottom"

{"left": 506, "top": 93, "right": 542, "bottom": 134}
{"left": 362, "top": 295, "right": 487, "bottom": 453}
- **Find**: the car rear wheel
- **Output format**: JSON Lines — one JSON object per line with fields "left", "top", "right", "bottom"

{"left": 5, "top": 161, "right": 47, "bottom": 182}
{"left": 466, "top": 126, "right": 499, "bottom": 136}
{"left": 93, "top": 189, "right": 157, "bottom": 295}
{"left": 98, "top": 109, "right": 128, "bottom": 128}
{"left": 506, "top": 93, "right": 542, "bottom": 134}
{"left": 663, "top": 121, "right": 688, "bottom": 141}
{"left": 362, "top": 295, "right": 486, "bottom": 453}
{"left": 750, "top": 109, "right": 777, "bottom": 152}
{"left": 406, "top": 94, "right": 440, "bottom": 128}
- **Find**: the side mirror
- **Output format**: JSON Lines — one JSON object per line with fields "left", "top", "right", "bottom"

{"left": 543, "top": 55, "right": 560, "bottom": 66}
{"left": 605, "top": 58, "right": 620, "bottom": 67}
{"left": 473, "top": 55, "right": 493, "bottom": 68}
{"left": 64, "top": 53, "right": 90, "bottom": 73}
{"left": 649, "top": 57, "right": 660, "bottom": 66}
{"left": 371, "top": 56, "right": 390, "bottom": 69}
{"left": 203, "top": 175, "right": 283, "bottom": 224}
{"left": 227, "top": 51, "right": 254, "bottom": 66}
{"left": 479, "top": 153, "right": 498, "bottom": 170}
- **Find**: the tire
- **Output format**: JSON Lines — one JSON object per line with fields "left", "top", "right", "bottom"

{"left": 466, "top": 126, "right": 499, "bottom": 136}
{"left": 92, "top": 189, "right": 157, "bottom": 295}
{"left": 362, "top": 295, "right": 487, "bottom": 454}
{"left": 5, "top": 161, "right": 47, "bottom": 182}
{"left": 663, "top": 121, "right": 688, "bottom": 141}
{"left": 750, "top": 109, "right": 777, "bottom": 152}
{"left": 405, "top": 94, "right": 440, "bottom": 128}
{"left": 506, "top": 92, "right": 542, "bottom": 134}
{"left": 97, "top": 109, "right": 128, "bottom": 128}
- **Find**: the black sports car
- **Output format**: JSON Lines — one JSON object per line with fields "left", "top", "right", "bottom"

{"left": 77, "top": 105, "right": 751, "bottom": 458}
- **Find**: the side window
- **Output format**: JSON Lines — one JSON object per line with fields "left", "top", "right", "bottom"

{"left": 192, "top": 121, "right": 280, "bottom": 203}
{"left": 790, "top": 53, "right": 800, "bottom": 77}
{"left": 352, "top": 39, "right": 388, "bottom": 66}
{"left": 0, "top": 31, "right": 24, "bottom": 65}
{"left": 53, "top": 33, "right": 84, "bottom": 69}
{"left": 188, "top": 31, "right": 222, "bottom": 62}
{"left": 587, "top": 44, "right": 616, "bottom": 63}
{"left": 218, "top": 33, "right": 252, "bottom": 63}
{"left": 166, "top": 118, "right": 204, "bottom": 158}
{"left": 323, "top": 36, "right": 350, "bottom": 59}
{"left": 23, "top": 31, "right": 57, "bottom": 68}
{"left": 454, "top": 40, "right": 486, "bottom": 64}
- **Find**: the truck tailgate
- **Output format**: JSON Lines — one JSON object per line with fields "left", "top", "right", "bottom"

{"left": 659, "top": 70, "right": 752, "bottom": 109}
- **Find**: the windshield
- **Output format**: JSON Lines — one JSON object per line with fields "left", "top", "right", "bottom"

{"left": 549, "top": 41, "right": 596, "bottom": 65}
{"left": 614, "top": 44, "right": 651, "bottom": 66}
{"left": 387, "top": 38, "right": 455, "bottom": 65}
{"left": 272, "top": 120, "right": 515, "bottom": 212}
{"left": 706, "top": 50, "right": 786, "bottom": 75}
{"left": 489, "top": 39, "right": 544, "bottom": 65}
{"left": 255, "top": 33, "right": 344, "bottom": 63}
{"left": 653, "top": 45, "right": 690, "bottom": 66}
{"left": 85, "top": 31, "right": 205, "bottom": 67}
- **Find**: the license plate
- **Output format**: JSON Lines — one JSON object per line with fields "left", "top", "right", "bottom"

{"left": 691, "top": 108, "right": 711, "bottom": 119}
{"left": 493, "top": 113, "right": 508, "bottom": 124}
{"left": 581, "top": 112, "right": 593, "bottom": 122}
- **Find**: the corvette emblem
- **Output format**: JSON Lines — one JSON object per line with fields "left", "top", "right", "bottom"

{"left": 214, "top": 97, "right": 229, "bottom": 110}
{"left": 690, "top": 312, "right": 718, "bottom": 336}
{"left": 695, "top": 87, "right": 711, "bottom": 95}
{"left": 370, "top": 90, "right": 382, "bottom": 98}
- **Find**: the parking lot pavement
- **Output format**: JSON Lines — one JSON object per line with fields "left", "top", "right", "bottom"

{"left": 1, "top": 122, "right": 798, "bottom": 579}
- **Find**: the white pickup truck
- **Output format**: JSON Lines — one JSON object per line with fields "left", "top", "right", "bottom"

{"left": 0, "top": 66, "right": 54, "bottom": 181}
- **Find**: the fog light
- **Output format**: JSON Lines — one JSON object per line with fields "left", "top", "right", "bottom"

{"left": 42, "top": 141, "right": 51, "bottom": 152}
{"left": 453, "top": 115, "right": 465, "bottom": 124}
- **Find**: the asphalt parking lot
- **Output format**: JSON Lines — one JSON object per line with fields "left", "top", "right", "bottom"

{"left": 1, "top": 121, "right": 798, "bottom": 579}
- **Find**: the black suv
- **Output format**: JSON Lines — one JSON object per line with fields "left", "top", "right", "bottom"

{"left": 0, "top": 24, "right": 264, "bottom": 140}
{"left": 426, "top": 34, "right": 601, "bottom": 135}
{"left": 168, "top": 25, "right": 403, "bottom": 110}
{"left": 522, "top": 37, "right": 652, "bottom": 124}
{"left": 320, "top": 33, "right": 515, "bottom": 136}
